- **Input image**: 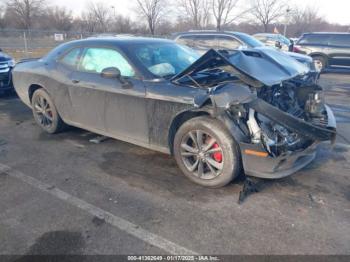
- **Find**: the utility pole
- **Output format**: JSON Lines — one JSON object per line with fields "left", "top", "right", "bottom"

{"left": 283, "top": 8, "right": 291, "bottom": 36}
{"left": 111, "top": 6, "right": 116, "bottom": 19}
{"left": 23, "top": 31, "right": 28, "bottom": 58}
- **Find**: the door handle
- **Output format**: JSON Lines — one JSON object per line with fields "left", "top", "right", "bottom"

{"left": 72, "top": 79, "right": 80, "bottom": 84}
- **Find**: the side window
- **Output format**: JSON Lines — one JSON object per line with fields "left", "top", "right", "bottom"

{"left": 298, "top": 34, "right": 330, "bottom": 45}
{"left": 78, "top": 47, "right": 135, "bottom": 77}
{"left": 176, "top": 36, "right": 195, "bottom": 47}
{"left": 217, "top": 36, "right": 241, "bottom": 50}
{"left": 329, "top": 35, "right": 350, "bottom": 47}
{"left": 255, "top": 36, "right": 266, "bottom": 42}
{"left": 194, "top": 35, "right": 219, "bottom": 50}
{"left": 60, "top": 48, "right": 81, "bottom": 68}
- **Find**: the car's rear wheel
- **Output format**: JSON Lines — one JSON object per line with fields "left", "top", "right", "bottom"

{"left": 174, "top": 116, "right": 241, "bottom": 188}
{"left": 312, "top": 55, "right": 327, "bottom": 72}
{"left": 31, "top": 89, "right": 65, "bottom": 134}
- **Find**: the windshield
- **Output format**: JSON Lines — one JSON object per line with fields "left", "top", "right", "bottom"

{"left": 130, "top": 43, "right": 200, "bottom": 78}
{"left": 238, "top": 34, "right": 265, "bottom": 48}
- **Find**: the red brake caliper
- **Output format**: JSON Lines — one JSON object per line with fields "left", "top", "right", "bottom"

{"left": 212, "top": 143, "right": 222, "bottom": 163}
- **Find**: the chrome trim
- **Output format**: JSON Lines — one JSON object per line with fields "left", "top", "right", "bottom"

{"left": 0, "top": 68, "right": 10, "bottom": 73}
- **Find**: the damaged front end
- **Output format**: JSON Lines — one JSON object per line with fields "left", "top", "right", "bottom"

{"left": 171, "top": 48, "right": 336, "bottom": 179}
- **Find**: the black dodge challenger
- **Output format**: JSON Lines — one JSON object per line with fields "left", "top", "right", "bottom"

{"left": 12, "top": 37, "right": 337, "bottom": 188}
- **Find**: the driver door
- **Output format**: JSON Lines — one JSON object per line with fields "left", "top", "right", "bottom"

{"left": 68, "top": 46, "right": 148, "bottom": 143}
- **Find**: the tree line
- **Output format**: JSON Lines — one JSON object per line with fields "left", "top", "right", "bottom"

{"left": 0, "top": 0, "right": 349, "bottom": 37}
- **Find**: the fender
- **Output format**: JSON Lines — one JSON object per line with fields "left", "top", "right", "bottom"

{"left": 309, "top": 52, "right": 330, "bottom": 60}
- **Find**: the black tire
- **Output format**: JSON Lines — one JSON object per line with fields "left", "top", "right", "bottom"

{"left": 173, "top": 116, "right": 241, "bottom": 188}
{"left": 312, "top": 55, "right": 327, "bottom": 72}
{"left": 31, "top": 89, "right": 66, "bottom": 134}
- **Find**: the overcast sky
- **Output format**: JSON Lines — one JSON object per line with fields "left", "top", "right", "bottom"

{"left": 51, "top": 0, "right": 350, "bottom": 25}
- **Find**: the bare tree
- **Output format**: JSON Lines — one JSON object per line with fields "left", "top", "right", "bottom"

{"left": 0, "top": 4, "right": 6, "bottom": 28}
{"left": 113, "top": 15, "right": 135, "bottom": 33}
{"left": 45, "top": 6, "right": 73, "bottom": 31}
{"left": 212, "top": 0, "right": 247, "bottom": 31}
{"left": 79, "top": 12, "right": 96, "bottom": 32}
{"left": 289, "top": 6, "right": 327, "bottom": 37}
{"left": 249, "top": 0, "right": 286, "bottom": 32}
{"left": 6, "top": 0, "right": 45, "bottom": 29}
{"left": 135, "top": 0, "right": 166, "bottom": 35}
{"left": 180, "top": 0, "right": 211, "bottom": 29}
{"left": 85, "top": 1, "right": 111, "bottom": 32}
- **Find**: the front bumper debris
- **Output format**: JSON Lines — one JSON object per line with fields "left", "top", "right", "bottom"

{"left": 240, "top": 142, "right": 318, "bottom": 179}
{"left": 240, "top": 101, "right": 336, "bottom": 179}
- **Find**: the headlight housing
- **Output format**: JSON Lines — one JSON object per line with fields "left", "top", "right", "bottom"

{"left": 7, "top": 59, "right": 15, "bottom": 67}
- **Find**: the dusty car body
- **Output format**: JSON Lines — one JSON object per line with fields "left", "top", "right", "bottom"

{"left": 12, "top": 37, "right": 336, "bottom": 187}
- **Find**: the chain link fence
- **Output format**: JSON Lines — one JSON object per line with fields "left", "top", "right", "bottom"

{"left": 0, "top": 29, "right": 166, "bottom": 61}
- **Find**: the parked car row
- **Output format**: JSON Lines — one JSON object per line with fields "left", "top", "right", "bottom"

{"left": 12, "top": 36, "right": 336, "bottom": 187}
{"left": 1, "top": 31, "right": 349, "bottom": 96}
{"left": 253, "top": 33, "right": 293, "bottom": 52}
{"left": 173, "top": 31, "right": 317, "bottom": 77}
{"left": 294, "top": 33, "right": 350, "bottom": 71}
{"left": 247, "top": 32, "right": 350, "bottom": 71}
{"left": 0, "top": 48, "right": 15, "bottom": 95}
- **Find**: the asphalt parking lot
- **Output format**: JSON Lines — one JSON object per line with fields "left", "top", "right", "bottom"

{"left": 0, "top": 73, "right": 349, "bottom": 256}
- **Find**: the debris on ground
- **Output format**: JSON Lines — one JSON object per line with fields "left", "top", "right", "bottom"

{"left": 89, "top": 135, "right": 109, "bottom": 144}
{"left": 238, "top": 177, "right": 262, "bottom": 204}
{"left": 308, "top": 193, "right": 326, "bottom": 205}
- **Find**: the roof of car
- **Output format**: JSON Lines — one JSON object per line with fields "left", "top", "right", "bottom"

{"left": 253, "top": 33, "right": 281, "bottom": 36}
{"left": 174, "top": 31, "right": 250, "bottom": 37}
{"left": 44, "top": 37, "right": 175, "bottom": 61}
{"left": 77, "top": 36, "right": 173, "bottom": 45}
{"left": 302, "top": 32, "right": 350, "bottom": 35}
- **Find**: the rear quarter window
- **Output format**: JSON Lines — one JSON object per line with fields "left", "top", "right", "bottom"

{"left": 255, "top": 36, "right": 267, "bottom": 41}
{"left": 193, "top": 35, "right": 220, "bottom": 50}
{"left": 298, "top": 34, "right": 331, "bottom": 45}
{"left": 176, "top": 35, "right": 195, "bottom": 47}
{"left": 328, "top": 34, "right": 350, "bottom": 47}
{"left": 216, "top": 36, "right": 241, "bottom": 50}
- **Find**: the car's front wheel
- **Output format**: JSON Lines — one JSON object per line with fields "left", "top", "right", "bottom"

{"left": 31, "top": 89, "right": 65, "bottom": 134}
{"left": 174, "top": 116, "right": 241, "bottom": 188}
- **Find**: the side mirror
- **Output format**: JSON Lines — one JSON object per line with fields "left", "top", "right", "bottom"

{"left": 288, "top": 40, "right": 294, "bottom": 52}
{"left": 275, "top": 41, "right": 282, "bottom": 49}
{"left": 101, "top": 67, "right": 121, "bottom": 79}
{"left": 0, "top": 48, "right": 3, "bottom": 52}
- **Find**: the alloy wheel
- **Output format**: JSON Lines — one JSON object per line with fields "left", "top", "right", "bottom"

{"left": 34, "top": 95, "right": 54, "bottom": 128}
{"left": 180, "top": 130, "right": 224, "bottom": 180}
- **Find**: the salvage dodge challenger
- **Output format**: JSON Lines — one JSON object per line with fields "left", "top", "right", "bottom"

{"left": 12, "top": 37, "right": 337, "bottom": 188}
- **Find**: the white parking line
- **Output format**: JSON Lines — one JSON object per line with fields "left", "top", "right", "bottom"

{"left": 0, "top": 163, "right": 198, "bottom": 255}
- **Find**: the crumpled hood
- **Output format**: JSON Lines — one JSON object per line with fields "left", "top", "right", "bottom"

{"left": 171, "top": 48, "right": 310, "bottom": 87}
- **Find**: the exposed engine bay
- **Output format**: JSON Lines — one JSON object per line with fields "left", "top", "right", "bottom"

{"left": 247, "top": 81, "right": 331, "bottom": 157}
{"left": 171, "top": 48, "right": 336, "bottom": 159}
